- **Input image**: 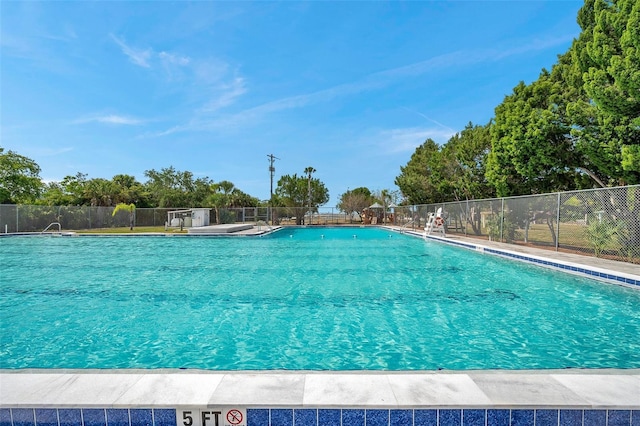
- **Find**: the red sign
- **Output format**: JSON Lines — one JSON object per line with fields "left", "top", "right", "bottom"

{"left": 226, "top": 410, "right": 243, "bottom": 425}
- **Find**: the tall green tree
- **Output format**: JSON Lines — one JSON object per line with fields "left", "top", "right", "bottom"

{"left": 84, "top": 178, "right": 117, "bottom": 206}
{"left": 441, "top": 122, "right": 495, "bottom": 201}
{"left": 40, "top": 172, "right": 89, "bottom": 206}
{"left": 582, "top": 0, "right": 640, "bottom": 122}
{"left": 486, "top": 68, "right": 583, "bottom": 197}
{"left": 112, "top": 174, "right": 148, "bottom": 206}
{"left": 568, "top": 0, "right": 640, "bottom": 185}
{"left": 394, "top": 139, "right": 443, "bottom": 204}
{"left": 0, "top": 147, "right": 43, "bottom": 204}
{"left": 337, "top": 187, "right": 374, "bottom": 222}
{"left": 144, "top": 167, "right": 212, "bottom": 207}
{"left": 275, "top": 169, "right": 329, "bottom": 225}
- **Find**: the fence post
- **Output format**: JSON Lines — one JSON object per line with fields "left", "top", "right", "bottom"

{"left": 464, "top": 200, "right": 468, "bottom": 236}
{"left": 556, "top": 192, "right": 561, "bottom": 252}
{"left": 500, "top": 198, "right": 504, "bottom": 242}
{"left": 16, "top": 205, "right": 19, "bottom": 233}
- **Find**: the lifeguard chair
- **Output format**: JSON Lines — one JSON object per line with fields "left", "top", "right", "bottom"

{"left": 424, "top": 208, "right": 446, "bottom": 237}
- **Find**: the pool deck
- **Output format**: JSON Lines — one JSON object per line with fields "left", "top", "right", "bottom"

{"left": 1, "top": 369, "right": 639, "bottom": 409}
{"left": 2, "top": 226, "right": 639, "bottom": 424}
{"left": 404, "top": 227, "right": 639, "bottom": 280}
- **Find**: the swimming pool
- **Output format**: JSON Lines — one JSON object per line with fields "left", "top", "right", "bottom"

{"left": 1, "top": 227, "right": 639, "bottom": 370}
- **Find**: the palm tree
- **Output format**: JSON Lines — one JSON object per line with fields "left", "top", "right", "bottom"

{"left": 112, "top": 203, "right": 136, "bottom": 230}
{"left": 379, "top": 189, "right": 393, "bottom": 223}
{"left": 209, "top": 180, "right": 236, "bottom": 224}
{"left": 304, "top": 167, "right": 316, "bottom": 224}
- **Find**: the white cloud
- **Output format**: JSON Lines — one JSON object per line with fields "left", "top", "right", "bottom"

{"left": 159, "top": 51, "right": 190, "bottom": 66}
{"left": 186, "top": 37, "right": 569, "bottom": 132}
{"left": 110, "top": 35, "right": 193, "bottom": 77}
{"left": 97, "top": 115, "right": 142, "bottom": 125}
{"left": 143, "top": 27, "right": 573, "bottom": 139}
{"left": 158, "top": 51, "right": 191, "bottom": 81}
{"left": 74, "top": 114, "right": 143, "bottom": 125}
{"left": 200, "top": 76, "right": 247, "bottom": 113}
{"left": 110, "top": 34, "right": 152, "bottom": 68}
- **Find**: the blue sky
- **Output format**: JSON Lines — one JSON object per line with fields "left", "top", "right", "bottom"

{"left": 1, "top": 1, "right": 583, "bottom": 206}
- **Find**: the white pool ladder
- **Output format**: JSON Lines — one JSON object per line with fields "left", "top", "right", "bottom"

{"left": 41, "top": 222, "right": 62, "bottom": 234}
{"left": 400, "top": 217, "right": 417, "bottom": 233}
{"left": 256, "top": 220, "right": 272, "bottom": 231}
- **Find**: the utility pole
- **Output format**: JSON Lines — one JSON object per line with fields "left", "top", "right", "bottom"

{"left": 267, "top": 154, "right": 280, "bottom": 201}
{"left": 268, "top": 154, "right": 279, "bottom": 225}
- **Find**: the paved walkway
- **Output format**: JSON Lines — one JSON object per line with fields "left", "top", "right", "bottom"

{"left": 424, "top": 230, "right": 640, "bottom": 277}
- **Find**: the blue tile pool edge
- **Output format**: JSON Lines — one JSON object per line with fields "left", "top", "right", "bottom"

{"left": 394, "top": 230, "right": 640, "bottom": 289}
{"left": 1, "top": 408, "right": 639, "bottom": 426}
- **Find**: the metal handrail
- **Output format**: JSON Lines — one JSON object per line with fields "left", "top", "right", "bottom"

{"left": 256, "top": 220, "right": 272, "bottom": 231}
{"left": 41, "top": 222, "right": 61, "bottom": 234}
{"left": 400, "top": 218, "right": 417, "bottom": 232}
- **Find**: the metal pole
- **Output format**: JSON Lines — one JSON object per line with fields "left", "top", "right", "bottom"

{"left": 465, "top": 199, "right": 469, "bottom": 236}
{"left": 555, "top": 192, "right": 561, "bottom": 252}
{"left": 307, "top": 174, "right": 311, "bottom": 225}
{"left": 500, "top": 198, "right": 504, "bottom": 242}
{"left": 268, "top": 154, "right": 279, "bottom": 225}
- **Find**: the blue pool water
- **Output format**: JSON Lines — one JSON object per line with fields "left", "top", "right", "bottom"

{"left": 1, "top": 227, "right": 639, "bottom": 370}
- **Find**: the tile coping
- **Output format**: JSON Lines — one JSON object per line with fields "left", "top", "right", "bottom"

{"left": 1, "top": 370, "right": 639, "bottom": 409}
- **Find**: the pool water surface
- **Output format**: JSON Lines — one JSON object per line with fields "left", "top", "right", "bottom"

{"left": 1, "top": 227, "right": 639, "bottom": 370}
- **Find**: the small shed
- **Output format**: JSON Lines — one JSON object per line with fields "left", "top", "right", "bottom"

{"left": 191, "top": 208, "right": 210, "bottom": 227}
{"left": 167, "top": 208, "right": 211, "bottom": 228}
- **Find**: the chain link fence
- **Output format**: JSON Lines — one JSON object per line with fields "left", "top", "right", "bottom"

{"left": 1, "top": 185, "right": 638, "bottom": 263}
{"left": 393, "top": 185, "right": 639, "bottom": 264}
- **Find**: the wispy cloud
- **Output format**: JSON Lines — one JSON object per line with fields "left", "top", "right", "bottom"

{"left": 378, "top": 127, "right": 457, "bottom": 154}
{"left": 146, "top": 31, "right": 574, "bottom": 138}
{"left": 401, "top": 107, "right": 456, "bottom": 134}
{"left": 200, "top": 76, "right": 247, "bottom": 113}
{"left": 110, "top": 34, "right": 193, "bottom": 77}
{"left": 74, "top": 114, "right": 143, "bottom": 125}
{"left": 110, "top": 34, "right": 152, "bottom": 68}
{"left": 158, "top": 51, "right": 190, "bottom": 66}
{"left": 493, "top": 34, "right": 576, "bottom": 61}
{"left": 201, "top": 35, "right": 575, "bottom": 129}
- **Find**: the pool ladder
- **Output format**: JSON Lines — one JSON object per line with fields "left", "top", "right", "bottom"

{"left": 400, "top": 218, "right": 418, "bottom": 233}
{"left": 256, "top": 220, "right": 273, "bottom": 232}
{"left": 41, "top": 222, "right": 62, "bottom": 234}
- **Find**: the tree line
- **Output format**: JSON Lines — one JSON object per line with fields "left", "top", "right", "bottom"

{"left": 0, "top": 148, "right": 339, "bottom": 219}
{"left": 0, "top": 156, "right": 259, "bottom": 209}
{"left": 395, "top": 0, "right": 639, "bottom": 204}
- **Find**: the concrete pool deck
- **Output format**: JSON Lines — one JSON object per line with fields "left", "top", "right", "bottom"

{"left": 1, "top": 370, "right": 639, "bottom": 426}
{"left": 2, "top": 226, "right": 639, "bottom": 425}
{"left": 1, "top": 369, "right": 639, "bottom": 408}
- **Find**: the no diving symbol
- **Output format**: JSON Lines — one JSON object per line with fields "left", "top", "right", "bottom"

{"left": 226, "top": 410, "right": 243, "bottom": 425}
